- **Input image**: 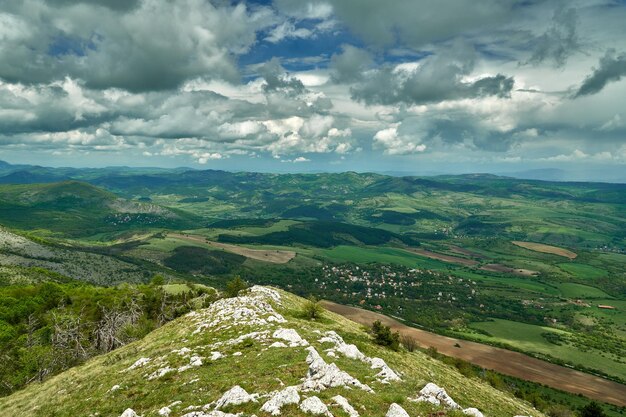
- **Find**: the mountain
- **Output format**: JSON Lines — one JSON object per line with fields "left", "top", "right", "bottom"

{"left": 0, "top": 181, "right": 195, "bottom": 236}
{"left": 0, "top": 286, "right": 543, "bottom": 417}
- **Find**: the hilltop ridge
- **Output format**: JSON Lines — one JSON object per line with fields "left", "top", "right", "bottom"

{"left": 0, "top": 286, "right": 543, "bottom": 417}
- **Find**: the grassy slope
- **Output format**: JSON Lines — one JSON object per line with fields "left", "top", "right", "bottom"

{"left": 0, "top": 288, "right": 543, "bottom": 417}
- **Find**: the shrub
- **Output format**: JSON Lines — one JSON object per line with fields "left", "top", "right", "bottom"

{"left": 302, "top": 296, "right": 324, "bottom": 320}
{"left": 225, "top": 276, "right": 248, "bottom": 298}
{"left": 371, "top": 320, "right": 400, "bottom": 351}
{"left": 579, "top": 402, "right": 607, "bottom": 417}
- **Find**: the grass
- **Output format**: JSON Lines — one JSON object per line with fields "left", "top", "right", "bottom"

{"left": 0, "top": 288, "right": 544, "bottom": 417}
{"left": 557, "top": 263, "right": 608, "bottom": 279}
{"left": 557, "top": 283, "right": 612, "bottom": 299}
{"left": 466, "top": 318, "right": 626, "bottom": 380}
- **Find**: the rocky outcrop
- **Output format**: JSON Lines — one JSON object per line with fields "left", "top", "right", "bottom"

{"left": 273, "top": 328, "right": 310, "bottom": 347}
{"left": 331, "top": 395, "right": 359, "bottom": 417}
{"left": 385, "top": 403, "right": 410, "bottom": 417}
{"left": 302, "top": 347, "right": 372, "bottom": 392}
{"left": 261, "top": 386, "right": 301, "bottom": 415}
{"left": 318, "top": 331, "right": 401, "bottom": 384}
{"left": 189, "top": 286, "right": 286, "bottom": 334}
{"left": 299, "top": 396, "right": 332, "bottom": 416}
{"left": 214, "top": 385, "right": 258, "bottom": 409}
{"left": 412, "top": 382, "right": 459, "bottom": 408}
{"left": 463, "top": 408, "right": 485, "bottom": 417}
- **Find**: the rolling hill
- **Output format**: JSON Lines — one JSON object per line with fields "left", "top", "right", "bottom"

{"left": 0, "top": 286, "right": 544, "bottom": 417}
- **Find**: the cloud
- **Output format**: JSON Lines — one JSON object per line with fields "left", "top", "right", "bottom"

{"left": 373, "top": 126, "right": 426, "bottom": 155}
{"left": 265, "top": 21, "right": 313, "bottom": 43}
{"left": 275, "top": 0, "right": 517, "bottom": 48}
{"left": 350, "top": 42, "right": 514, "bottom": 105}
{"left": 281, "top": 156, "right": 311, "bottom": 163}
{"left": 574, "top": 49, "right": 626, "bottom": 97}
{"left": 526, "top": 6, "right": 581, "bottom": 68}
{"left": 0, "top": 0, "right": 275, "bottom": 92}
{"left": 330, "top": 45, "right": 374, "bottom": 83}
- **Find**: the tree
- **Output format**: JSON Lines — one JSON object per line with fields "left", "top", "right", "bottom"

{"left": 150, "top": 275, "right": 165, "bottom": 286}
{"left": 400, "top": 334, "right": 417, "bottom": 352}
{"left": 225, "top": 276, "right": 248, "bottom": 298}
{"left": 302, "top": 296, "right": 324, "bottom": 320}
{"left": 579, "top": 402, "right": 606, "bottom": 417}
{"left": 371, "top": 320, "right": 400, "bottom": 351}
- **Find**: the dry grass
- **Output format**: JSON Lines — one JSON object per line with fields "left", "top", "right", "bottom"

{"left": 512, "top": 241, "right": 577, "bottom": 259}
{"left": 169, "top": 233, "right": 296, "bottom": 264}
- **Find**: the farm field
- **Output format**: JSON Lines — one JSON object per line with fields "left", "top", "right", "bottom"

{"left": 512, "top": 241, "right": 578, "bottom": 259}
{"left": 464, "top": 319, "right": 626, "bottom": 381}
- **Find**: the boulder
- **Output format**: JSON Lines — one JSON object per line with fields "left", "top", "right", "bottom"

{"left": 331, "top": 395, "right": 359, "bottom": 417}
{"left": 299, "top": 396, "right": 331, "bottom": 416}
{"left": 214, "top": 385, "right": 257, "bottom": 409}
{"left": 261, "top": 386, "right": 300, "bottom": 415}
{"left": 463, "top": 408, "right": 484, "bottom": 417}
{"left": 386, "top": 403, "right": 410, "bottom": 417}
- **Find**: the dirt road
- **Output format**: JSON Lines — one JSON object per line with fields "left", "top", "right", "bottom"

{"left": 321, "top": 301, "right": 626, "bottom": 407}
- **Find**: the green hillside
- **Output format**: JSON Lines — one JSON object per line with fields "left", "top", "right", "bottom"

{"left": 0, "top": 181, "right": 194, "bottom": 237}
{"left": 0, "top": 286, "right": 544, "bottom": 417}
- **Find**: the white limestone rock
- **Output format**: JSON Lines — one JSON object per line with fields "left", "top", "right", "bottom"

{"left": 214, "top": 385, "right": 257, "bottom": 409}
{"left": 331, "top": 395, "right": 359, "bottom": 417}
{"left": 126, "top": 357, "right": 150, "bottom": 371}
{"left": 158, "top": 406, "right": 171, "bottom": 416}
{"left": 147, "top": 367, "right": 175, "bottom": 380}
{"left": 412, "top": 382, "right": 459, "bottom": 409}
{"left": 248, "top": 285, "right": 282, "bottom": 303}
{"left": 181, "top": 412, "right": 239, "bottom": 417}
{"left": 209, "top": 351, "right": 224, "bottom": 361}
{"left": 299, "top": 396, "right": 331, "bottom": 416}
{"left": 273, "top": 328, "right": 309, "bottom": 347}
{"left": 319, "top": 331, "right": 366, "bottom": 361}
{"left": 109, "top": 384, "right": 121, "bottom": 392}
{"left": 301, "top": 347, "right": 372, "bottom": 393}
{"left": 319, "top": 331, "right": 400, "bottom": 383}
{"left": 270, "top": 341, "right": 288, "bottom": 348}
{"left": 120, "top": 409, "right": 140, "bottom": 417}
{"left": 463, "top": 408, "right": 485, "bottom": 417}
{"left": 385, "top": 403, "right": 410, "bottom": 417}
{"left": 189, "top": 288, "right": 285, "bottom": 335}
{"left": 261, "top": 386, "right": 300, "bottom": 415}
{"left": 369, "top": 358, "right": 401, "bottom": 383}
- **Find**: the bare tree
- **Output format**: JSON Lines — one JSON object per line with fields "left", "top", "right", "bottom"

{"left": 400, "top": 334, "right": 418, "bottom": 352}
{"left": 94, "top": 299, "right": 142, "bottom": 352}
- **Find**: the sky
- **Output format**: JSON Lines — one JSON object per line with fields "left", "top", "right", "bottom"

{"left": 0, "top": 0, "right": 625, "bottom": 180}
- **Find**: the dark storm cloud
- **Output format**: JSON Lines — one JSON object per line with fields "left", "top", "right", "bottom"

{"left": 575, "top": 49, "right": 626, "bottom": 97}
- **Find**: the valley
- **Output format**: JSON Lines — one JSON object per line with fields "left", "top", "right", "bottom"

{"left": 0, "top": 162, "right": 624, "bottom": 415}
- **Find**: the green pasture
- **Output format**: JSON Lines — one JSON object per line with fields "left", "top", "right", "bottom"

{"left": 465, "top": 319, "right": 626, "bottom": 380}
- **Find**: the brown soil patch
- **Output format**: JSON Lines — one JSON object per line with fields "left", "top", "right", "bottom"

{"left": 479, "top": 263, "right": 539, "bottom": 277}
{"left": 448, "top": 245, "right": 485, "bottom": 259}
{"left": 321, "top": 301, "right": 626, "bottom": 407}
{"left": 512, "top": 241, "right": 577, "bottom": 259}
{"left": 168, "top": 233, "right": 296, "bottom": 264}
{"left": 404, "top": 248, "right": 478, "bottom": 267}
